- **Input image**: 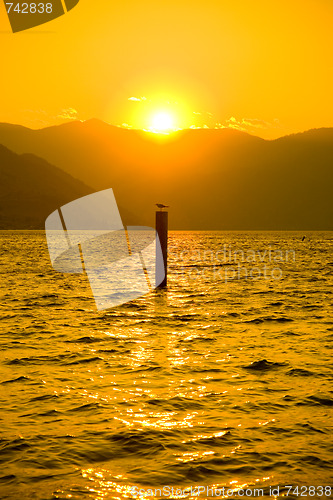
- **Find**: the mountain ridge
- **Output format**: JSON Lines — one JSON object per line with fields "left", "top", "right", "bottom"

{"left": 2, "top": 119, "right": 333, "bottom": 141}
{"left": 0, "top": 144, "right": 95, "bottom": 229}
{"left": 0, "top": 120, "right": 332, "bottom": 230}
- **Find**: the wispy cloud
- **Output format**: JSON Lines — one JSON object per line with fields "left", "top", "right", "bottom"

{"left": 193, "top": 110, "right": 213, "bottom": 117}
{"left": 214, "top": 123, "right": 227, "bottom": 129}
{"left": 225, "top": 116, "right": 247, "bottom": 132}
{"left": 225, "top": 116, "right": 281, "bottom": 133}
{"left": 128, "top": 96, "right": 147, "bottom": 102}
{"left": 190, "top": 124, "right": 209, "bottom": 129}
{"left": 188, "top": 113, "right": 281, "bottom": 136}
{"left": 57, "top": 108, "right": 79, "bottom": 121}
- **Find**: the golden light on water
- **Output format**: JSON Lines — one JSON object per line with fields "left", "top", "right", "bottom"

{"left": 79, "top": 467, "right": 274, "bottom": 499}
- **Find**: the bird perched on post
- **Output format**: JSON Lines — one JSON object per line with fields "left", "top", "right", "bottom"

{"left": 156, "top": 204, "right": 169, "bottom": 211}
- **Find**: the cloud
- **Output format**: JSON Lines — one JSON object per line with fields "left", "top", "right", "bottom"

{"left": 225, "top": 116, "right": 281, "bottom": 132}
{"left": 214, "top": 123, "right": 227, "bottom": 129}
{"left": 57, "top": 108, "right": 78, "bottom": 121}
{"left": 190, "top": 124, "right": 209, "bottom": 129}
{"left": 241, "top": 118, "right": 277, "bottom": 129}
{"left": 128, "top": 96, "right": 147, "bottom": 102}
{"left": 193, "top": 111, "right": 213, "bottom": 117}
{"left": 191, "top": 111, "right": 218, "bottom": 129}
{"left": 225, "top": 116, "right": 247, "bottom": 132}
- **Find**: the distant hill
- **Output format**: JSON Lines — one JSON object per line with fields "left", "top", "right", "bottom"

{"left": 0, "top": 145, "right": 94, "bottom": 229}
{"left": 0, "top": 121, "right": 332, "bottom": 230}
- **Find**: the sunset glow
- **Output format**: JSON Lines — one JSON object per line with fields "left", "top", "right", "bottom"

{"left": 2, "top": 0, "right": 332, "bottom": 138}
{"left": 150, "top": 112, "right": 175, "bottom": 133}
{"left": 0, "top": 0, "right": 332, "bottom": 497}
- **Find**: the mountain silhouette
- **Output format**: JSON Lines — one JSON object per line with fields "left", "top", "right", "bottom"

{"left": 0, "top": 144, "right": 94, "bottom": 229}
{"left": 0, "top": 121, "right": 332, "bottom": 229}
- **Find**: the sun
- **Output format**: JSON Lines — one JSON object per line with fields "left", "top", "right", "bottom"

{"left": 150, "top": 112, "right": 174, "bottom": 133}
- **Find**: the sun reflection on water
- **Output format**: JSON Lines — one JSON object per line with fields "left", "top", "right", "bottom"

{"left": 77, "top": 468, "right": 274, "bottom": 500}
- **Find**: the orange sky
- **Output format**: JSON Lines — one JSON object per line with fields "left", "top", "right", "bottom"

{"left": 0, "top": 0, "right": 333, "bottom": 139}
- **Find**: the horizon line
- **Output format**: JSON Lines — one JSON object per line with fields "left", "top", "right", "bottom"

{"left": 1, "top": 118, "right": 333, "bottom": 142}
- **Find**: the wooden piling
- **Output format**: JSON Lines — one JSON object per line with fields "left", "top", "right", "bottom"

{"left": 156, "top": 210, "right": 168, "bottom": 288}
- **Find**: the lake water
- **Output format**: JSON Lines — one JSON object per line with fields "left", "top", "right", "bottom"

{"left": 0, "top": 231, "right": 332, "bottom": 500}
